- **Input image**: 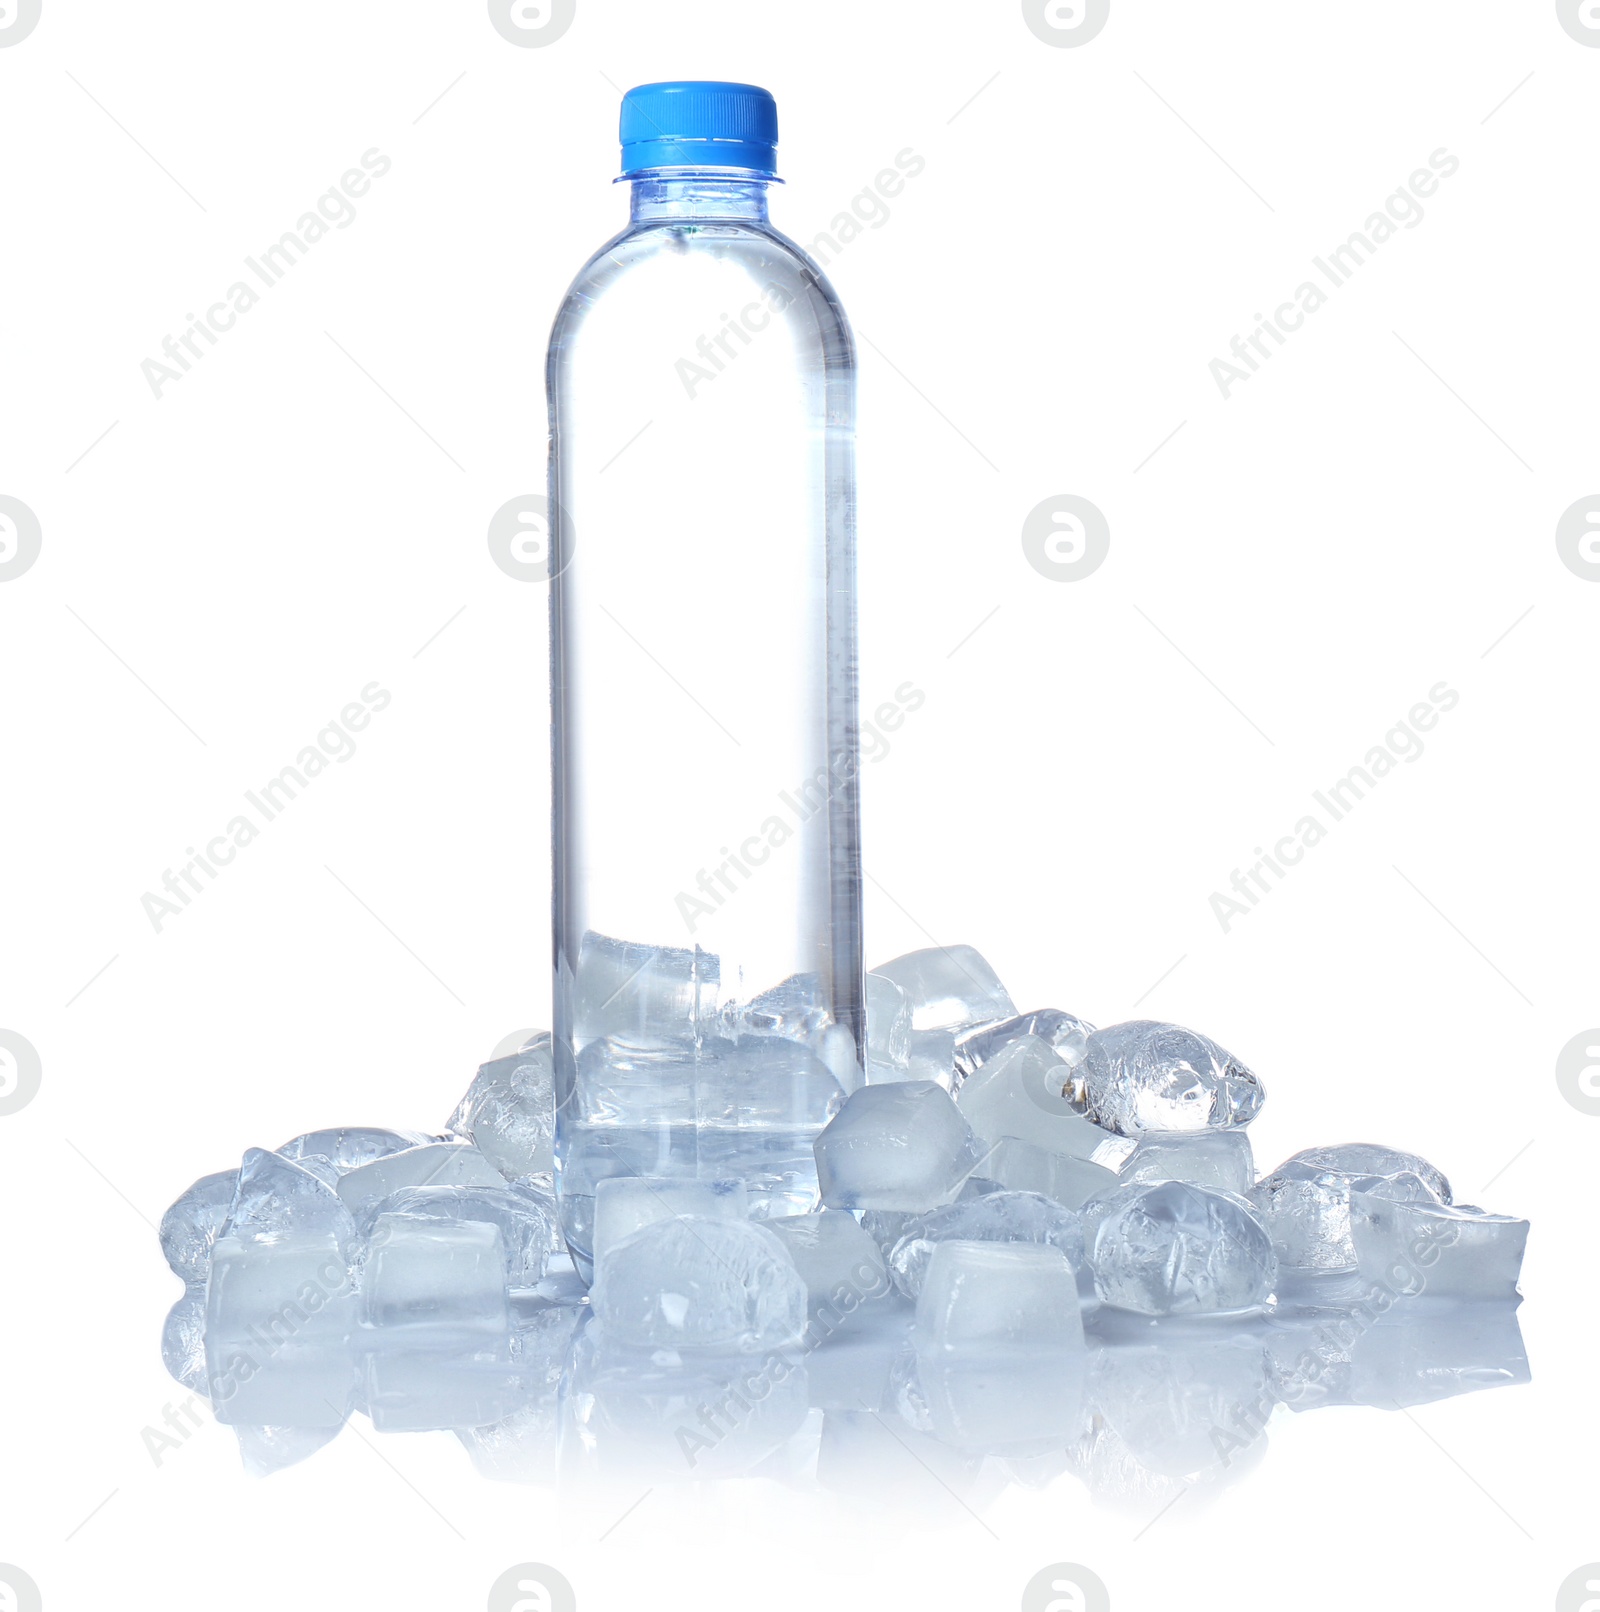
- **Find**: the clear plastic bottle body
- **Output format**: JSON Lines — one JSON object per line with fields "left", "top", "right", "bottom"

{"left": 547, "top": 171, "right": 861, "bottom": 1265}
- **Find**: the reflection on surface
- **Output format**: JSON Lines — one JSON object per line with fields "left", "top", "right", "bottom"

{"left": 161, "top": 1264, "right": 1529, "bottom": 1506}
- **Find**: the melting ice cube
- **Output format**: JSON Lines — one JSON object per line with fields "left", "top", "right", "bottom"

{"left": 914, "top": 1240, "right": 1084, "bottom": 1355}
{"left": 1250, "top": 1143, "right": 1449, "bottom": 1273}
{"left": 884, "top": 1191, "right": 1087, "bottom": 1301}
{"left": 1119, "top": 1130, "right": 1256, "bottom": 1196}
{"left": 1088, "top": 1180, "right": 1276, "bottom": 1316}
{"left": 335, "top": 1142, "right": 506, "bottom": 1219}
{"left": 764, "top": 1209, "right": 890, "bottom": 1321}
{"left": 869, "top": 946, "right": 1015, "bottom": 1033}
{"left": 160, "top": 1168, "right": 240, "bottom": 1286}
{"left": 446, "top": 1037, "right": 556, "bottom": 1181}
{"left": 813, "top": 1081, "right": 977, "bottom": 1211}
{"left": 572, "top": 930, "right": 719, "bottom": 1043}
{"left": 1078, "top": 1021, "right": 1264, "bottom": 1136}
{"left": 1349, "top": 1183, "right": 1526, "bottom": 1301}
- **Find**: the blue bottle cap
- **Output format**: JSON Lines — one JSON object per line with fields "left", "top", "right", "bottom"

{"left": 619, "top": 81, "right": 778, "bottom": 177}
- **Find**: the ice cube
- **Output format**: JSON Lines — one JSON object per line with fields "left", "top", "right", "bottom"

{"left": 592, "top": 1214, "right": 805, "bottom": 1351}
{"left": 278, "top": 1127, "right": 433, "bottom": 1175}
{"left": 764, "top": 1210, "right": 890, "bottom": 1323}
{"left": 971, "top": 1136, "right": 1120, "bottom": 1210}
{"left": 860, "top": 1209, "right": 918, "bottom": 1260}
{"left": 234, "top": 1424, "right": 342, "bottom": 1478}
{"left": 572, "top": 930, "right": 719, "bottom": 1042}
{"left": 160, "top": 1168, "right": 239, "bottom": 1285}
{"left": 813, "top": 1081, "right": 976, "bottom": 1211}
{"left": 914, "top": 1240, "right": 1084, "bottom": 1354}
{"left": 1250, "top": 1144, "right": 1450, "bottom": 1273}
{"left": 869, "top": 945, "right": 1015, "bottom": 1032}
{"left": 1119, "top": 1129, "right": 1255, "bottom": 1195}
{"left": 572, "top": 1035, "right": 844, "bottom": 1199}
{"left": 1078, "top": 1020, "right": 1264, "bottom": 1135}
{"left": 356, "top": 1184, "right": 553, "bottom": 1286}
{"left": 1349, "top": 1184, "right": 1527, "bottom": 1301}
{"left": 1088, "top": 1180, "right": 1276, "bottom": 1316}
{"left": 161, "top": 1288, "right": 208, "bottom": 1393}
{"left": 953, "top": 1008, "right": 1095, "bottom": 1087}
{"left": 865, "top": 970, "right": 912, "bottom": 1079}
{"left": 225, "top": 1148, "right": 357, "bottom": 1254}
{"left": 446, "top": 1037, "right": 555, "bottom": 1181}
{"left": 954, "top": 1034, "right": 1125, "bottom": 1162}
{"left": 205, "top": 1234, "right": 357, "bottom": 1427}
{"left": 886, "top": 1191, "right": 1086, "bottom": 1300}
{"left": 335, "top": 1141, "right": 506, "bottom": 1218}
{"left": 362, "top": 1217, "right": 510, "bottom": 1337}
{"left": 716, "top": 971, "right": 833, "bottom": 1043}
{"left": 903, "top": 1028, "right": 958, "bottom": 1089}
{"left": 592, "top": 1176, "right": 747, "bottom": 1273}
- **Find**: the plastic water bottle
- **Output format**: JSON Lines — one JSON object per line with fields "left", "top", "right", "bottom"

{"left": 546, "top": 82, "right": 862, "bottom": 1269}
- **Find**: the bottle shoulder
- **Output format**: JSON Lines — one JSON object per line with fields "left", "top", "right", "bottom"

{"left": 549, "top": 218, "right": 853, "bottom": 360}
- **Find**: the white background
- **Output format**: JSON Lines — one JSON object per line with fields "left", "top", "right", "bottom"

{"left": 1, "top": 1, "right": 1594, "bottom": 1608}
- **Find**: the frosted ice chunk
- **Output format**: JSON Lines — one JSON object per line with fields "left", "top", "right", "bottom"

{"left": 160, "top": 1168, "right": 239, "bottom": 1285}
{"left": 356, "top": 1185, "right": 552, "bottom": 1286}
{"left": 573, "top": 930, "right": 719, "bottom": 1042}
{"left": 225, "top": 1148, "right": 357, "bottom": 1253}
{"left": 1088, "top": 1180, "right": 1275, "bottom": 1316}
{"left": 954, "top": 1008, "right": 1095, "bottom": 1086}
{"left": 814, "top": 1081, "right": 976, "bottom": 1211}
{"left": 914, "top": 1240, "right": 1084, "bottom": 1354}
{"left": 205, "top": 1234, "right": 357, "bottom": 1426}
{"left": 1350, "top": 1185, "right": 1526, "bottom": 1301}
{"left": 886, "top": 1191, "right": 1086, "bottom": 1300}
{"left": 592, "top": 1214, "right": 805, "bottom": 1352}
{"left": 1079, "top": 1020, "right": 1264, "bottom": 1135}
{"left": 1120, "top": 1129, "right": 1255, "bottom": 1195}
{"left": 865, "top": 970, "right": 912, "bottom": 1080}
{"left": 361, "top": 1217, "right": 510, "bottom": 1337}
{"left": 971, "top": 1136, "right": 1120, "bottom": 1209}
{"left": 870, "top": 945, "right": 1015, "bottom": 1032}
{"left": 592, "top": 1176, "right": 747, "bottom": 1273}
{"left": 278, "top": 1127, "right": 432, "bottom": 1175}
{"left": 335, "top": 1142, "right": 506, "bottom": 1218}
{"left": 765, "top": 1210, "right": 890, "bottom": 1321}
{"left": 446, "top": 1037, "right": 555, "bottom": 1181}
{"left": 161, "top": 1289, "right": 208, "bottom": 1393}
{"left": 954, "top": 1034, "right": 1123, "bottom": 1161}
{"left": 1250, "top": 1144, "right": 1450, "bottom": 1273}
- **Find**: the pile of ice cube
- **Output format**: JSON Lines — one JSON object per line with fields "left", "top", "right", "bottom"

{"left": 159, "top": 944, "right": 1528, "bottom": 1477}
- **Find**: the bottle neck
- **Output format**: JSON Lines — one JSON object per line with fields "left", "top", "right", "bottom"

{"left": 628, "top": 170, "right": 772, "bottom": 224}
